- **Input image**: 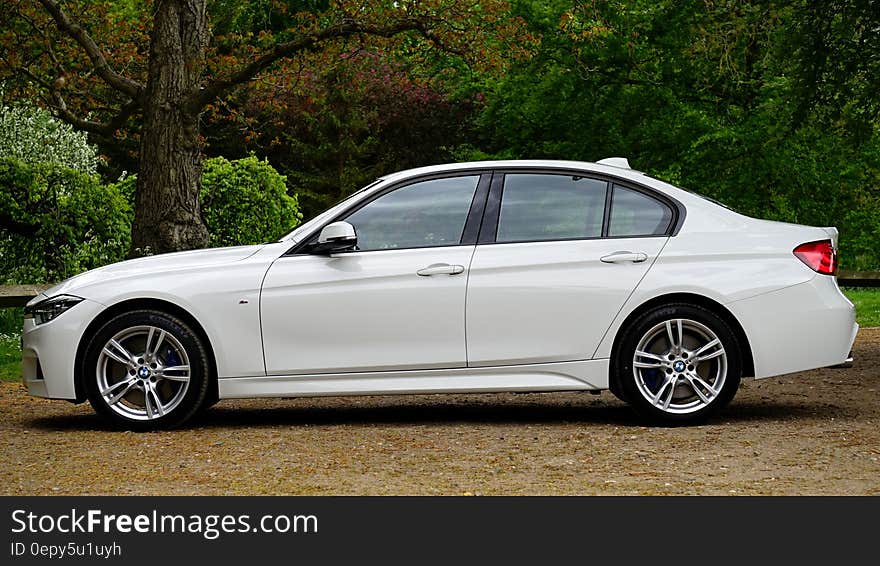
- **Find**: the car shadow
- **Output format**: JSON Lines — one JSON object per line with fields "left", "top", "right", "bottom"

{"left": 23, "top": 395, "right": 855, "bottom": 431}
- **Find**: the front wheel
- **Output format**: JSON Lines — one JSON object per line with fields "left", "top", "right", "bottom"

{"left": 83, "top": 310, "right": 210, "bottom": 431}
{"left": 615, "top": 304, "right": 742, "bottom": 424}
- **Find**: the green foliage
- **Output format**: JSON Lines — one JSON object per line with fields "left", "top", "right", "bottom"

{"left": 0, "top": 103, "right": 100, "bottom": 174}
{"left": 207, "top": 49, "right": 477, "bottom": 219}
{"left": 208, "top": 0, "right": 331, "bottom": 36}
{"left": 0, "top": 308, "right": 22, "bottom": 382}
{"left": 0, "top": 154, "right": 301, "bottom": 288}
{"left": 3, "top": 0, "right": 878, "bottom": 272}
{"left": 0, "top": 154, "right": 299, "bottom": 287}
{"left": 0, "top": 308, "right": 21, "bottom": 336}
{"left": 842, "top": 288, "right": 880, "bottom": 328}
{"left": 118, "top": 156, "right": 302, "bottom": 249}
{"left": 473, "top": 0, "right": 880, "bottom": 270}
{"left": 0, "top": 333, "right": 20, "bottom": 382}
{"left": 201, "top": 156, "right": 302, "bottom": 246}
{"left": 669, "top": 124, "right": 880, "bottom": 270}
{"left": 788, "top": 0, "right": 880, "bottom": 138}
{"left": 0, "top": 158, "right": 131, "bottom": 284}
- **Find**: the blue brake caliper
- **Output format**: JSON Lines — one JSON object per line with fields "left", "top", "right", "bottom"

{"left": 163, "top": 347, "right": 180, "bottom": 369}
{"left": 642, "top": 367, "right": 662, "bottom": 394}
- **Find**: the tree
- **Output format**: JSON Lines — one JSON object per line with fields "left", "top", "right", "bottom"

{"left": 215, "top": 48, "right": 478, "bottom": 218}
{"left": 470, "top": 0, "right": 880, "bottom": 269}
{"left": 1, "top": 0, "right": 531, "bottom": 254}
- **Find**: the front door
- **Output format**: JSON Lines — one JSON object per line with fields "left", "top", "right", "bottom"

{"left": 261, "top": 174, "right": 484, "bottom": 375}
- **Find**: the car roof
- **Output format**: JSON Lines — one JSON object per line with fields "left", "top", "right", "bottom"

{"left": 379, "top": 159, "right": 648, "bottom": 183}
{"left": 375, "top": 159, "right": 735, "bottom": 226}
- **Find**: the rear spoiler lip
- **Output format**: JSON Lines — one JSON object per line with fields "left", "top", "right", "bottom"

{"left": 821, "top": 226, "right": 839, "bottom": 248}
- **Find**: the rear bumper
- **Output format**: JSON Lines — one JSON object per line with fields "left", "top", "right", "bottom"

{"left": 830, "top": 351, "right": 854, "bottom": 369}
{"left": 727, "top": 275, "right": 858, "bottom": 379}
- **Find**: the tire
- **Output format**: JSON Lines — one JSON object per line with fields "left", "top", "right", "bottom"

{"left": 614, "top": 303, "right": 742, "bottom": 425}
{"left": 83, "top": 309, "right": 210, "bottom": 431}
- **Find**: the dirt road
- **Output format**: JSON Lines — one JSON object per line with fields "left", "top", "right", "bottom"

{"left": 2, "top": 328, "right": 878, "bottom": 495}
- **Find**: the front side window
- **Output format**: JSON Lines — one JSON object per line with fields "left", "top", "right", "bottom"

{"left": 496, "top": 174, "right": 607, "bottom": 243}
{"left": 608, "top": 184, "right": 673, "bottom": 237}
{"left": 343, "top": 175, "right": 480, "bottom": 251}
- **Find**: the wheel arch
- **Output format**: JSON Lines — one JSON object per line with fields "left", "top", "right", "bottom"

{"left": 608, "top": 292, "right": 755, "bottom": 396}
{"left": 73, "top": 298, "right": 219, "bottom": 405}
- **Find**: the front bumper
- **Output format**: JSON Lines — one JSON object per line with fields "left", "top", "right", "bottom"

{"left": 21, "top": 297, "right": 105, "bottom": 400}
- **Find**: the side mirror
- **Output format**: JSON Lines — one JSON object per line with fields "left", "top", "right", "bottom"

{"left": 312, "top": 221, "right": 357, "bottom": 254}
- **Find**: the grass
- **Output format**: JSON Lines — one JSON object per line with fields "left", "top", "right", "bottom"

{"left": 0, "top": 334, "right": 20, "bottom": 382}
{"left": 843, "top": 287, "right": 880, "bottom": 328}
{"left": 0, "top": 288, "right": 877, "bottom": 384}
{"left": 0, "top": 308, "right": 22, "bottom": 382}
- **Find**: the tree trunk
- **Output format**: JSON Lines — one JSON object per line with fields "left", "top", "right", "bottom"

{"left": 130, "top": 0, "right": 210, "bottom": 255}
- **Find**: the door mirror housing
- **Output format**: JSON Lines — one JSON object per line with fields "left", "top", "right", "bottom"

{"left": 312, "top": 221, "right": 357, "bottom": 254}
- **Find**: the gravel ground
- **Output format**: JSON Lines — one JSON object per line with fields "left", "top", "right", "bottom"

{"left": 1, "top": 328, "right": 878, "bottom": 495}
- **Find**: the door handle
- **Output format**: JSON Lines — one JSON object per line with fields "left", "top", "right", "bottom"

{"left": 600, "top": 251, "right": 648, "bottom": 264}
{"left": 417, "top": 263, "right": 465, "bottom": 276}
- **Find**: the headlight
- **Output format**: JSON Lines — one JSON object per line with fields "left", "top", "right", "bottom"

{"left": 24, "top": 295, "right": 84, "bottom": 325}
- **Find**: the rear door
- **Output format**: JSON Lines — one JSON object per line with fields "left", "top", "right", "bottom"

{"left": 465, "top": 173, "right": 674, "bottom": 367}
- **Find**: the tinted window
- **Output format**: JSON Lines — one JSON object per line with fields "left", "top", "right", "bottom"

{"left": 609, "top": 184, "right": 673, "bottom": 237}
{"left": 343, "top": 176, "right": 479, "bottom": 251}
{"left": 497, "top": 174, "right": 607, "bottom": 243}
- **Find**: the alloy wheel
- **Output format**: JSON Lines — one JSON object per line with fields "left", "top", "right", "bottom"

{"left": 631, "top": 318, "right": 727, "bottom": 414}
{"left": 95, "top": 325, "right": 191, "bottom": 421}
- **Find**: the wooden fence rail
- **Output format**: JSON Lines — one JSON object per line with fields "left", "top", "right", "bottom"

{"left": 0, "top": 284, "right": 52, "bottom": 308}
{"left": 838, "top": 270, "right": 880, "bottom": 288}
{"left": 1, "top": 270, "right": 877, "bottom": 309}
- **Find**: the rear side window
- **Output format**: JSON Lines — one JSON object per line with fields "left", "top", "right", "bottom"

{"left": 497, "top": 174, "right": 607, "bottom": 243}
{"left": 608, "top": 184, "right": 673, "bottom": 237}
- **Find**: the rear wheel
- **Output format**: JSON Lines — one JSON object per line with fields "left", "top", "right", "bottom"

{"left": 615, "top": 304, "right": 741, "bottom": 424}
{"left": 83, "top": 310, "right": 210, "bottom": 431}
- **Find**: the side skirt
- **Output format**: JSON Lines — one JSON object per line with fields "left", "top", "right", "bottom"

{"left": 218, "top": 359, "right": 609, "bottom": 399}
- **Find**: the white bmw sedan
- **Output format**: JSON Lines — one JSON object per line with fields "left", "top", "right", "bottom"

{"left": 22, "top": 159, "right": 857, "bottom": 429}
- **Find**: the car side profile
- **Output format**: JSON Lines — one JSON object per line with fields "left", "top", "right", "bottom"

{"left": 22, "top": 159, "right": 858, "bottom": 429}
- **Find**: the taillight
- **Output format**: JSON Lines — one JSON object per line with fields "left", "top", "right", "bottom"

{"left": 793, "top": 240, "right": 837, "bottom": 275}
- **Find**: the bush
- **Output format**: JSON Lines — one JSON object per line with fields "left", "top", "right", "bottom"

{"left": 666, "top": 123, "right": 880, "bottom": 271}
{"left": 121, "top": 156, "right": 301, "bottom": 247}
{"left": 201, "top": 156, "right": 301, "bottom": 246}
{"left": 0, "top": 104, "right": 100, "bottom": 174}
{"left": 0, "top": 157, "right": 130, "bottom": 284}
{"left": 0, "top": 155, "right": 300, "bottom": 285}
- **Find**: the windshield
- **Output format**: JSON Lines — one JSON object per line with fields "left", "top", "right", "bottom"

{"left": 279, "top": 179, "right": 384, "bottom": 242}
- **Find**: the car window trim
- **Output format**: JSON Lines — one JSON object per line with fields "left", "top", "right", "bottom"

{"left": 478, "top": 168, "right": 684, "bottom": 245}
{"left": 601, "top": 178, "right": 614, "bottom": 238}
{"left": 284, "top": 170, "right": 492, "bottom": 256}
{"left": 477, "top": 172, "right": 504, "bottom": 244}
{"left": 460, "top": 173, "right": 493, "bottom": 245}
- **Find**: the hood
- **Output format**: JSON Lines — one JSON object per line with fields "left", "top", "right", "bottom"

{"left": 39, "top": 244, "right": 265, "bottom": 301}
